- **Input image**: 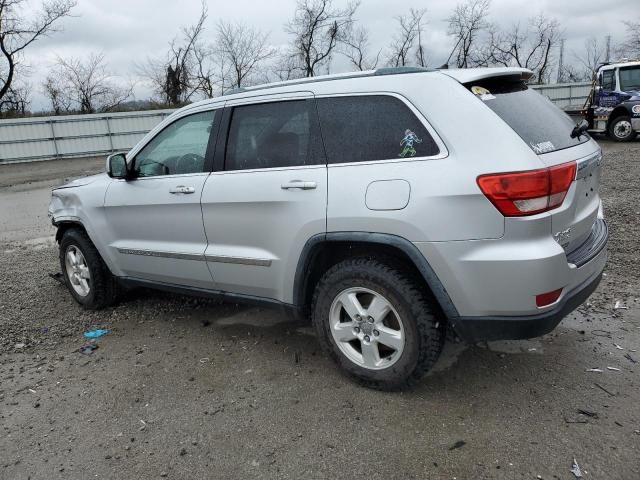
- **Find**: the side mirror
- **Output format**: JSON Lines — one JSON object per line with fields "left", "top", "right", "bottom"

{"left": 106, "top": 153, "right": 129, "bottom": 179}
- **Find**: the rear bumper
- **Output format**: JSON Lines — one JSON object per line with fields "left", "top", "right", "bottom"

{"left": 452, "top": 269, "right": 603, "bottom": 342}
{"left": 413, "top": 216, "right": 608, "bottom": 342}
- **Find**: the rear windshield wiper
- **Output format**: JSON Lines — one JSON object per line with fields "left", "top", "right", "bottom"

{"left": 571, "top": 120, "right": 589, "bottom": 139}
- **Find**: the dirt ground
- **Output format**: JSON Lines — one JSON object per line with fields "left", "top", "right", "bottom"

{"left": 0, "top": 141, "right": 638, "bottom": 479}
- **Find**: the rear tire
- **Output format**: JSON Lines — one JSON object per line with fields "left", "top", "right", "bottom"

{"left": 311, "top": 257, "right": 444, "bottom": 390}
{"left": 59, "top": 228, "right": 119, "bottom": 310}
{"left": 608, "top": 116, "right": 636, "bottom": 142}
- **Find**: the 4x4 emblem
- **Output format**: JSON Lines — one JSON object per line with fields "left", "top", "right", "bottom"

{"left": 553, "top": 228, "right": 572, "bottom": 247}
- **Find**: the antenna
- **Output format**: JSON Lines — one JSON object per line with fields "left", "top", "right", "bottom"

{"left": 557, "top": 38, "right": 565, "bottom": 83}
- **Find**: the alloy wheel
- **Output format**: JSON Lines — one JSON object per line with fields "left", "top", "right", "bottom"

{"left": 329, "top": 287, "right": 405, "bottom": 370}
{"left": 65, "top": 246, "right": 91, "bottom": 297}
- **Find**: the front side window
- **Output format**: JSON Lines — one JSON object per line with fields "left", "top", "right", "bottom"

{"left": 316, "top": 95, "right": 439, "bottom": 164}
{"left": 601, "top": 70, "right": 615, "bottom": 91}
{"left": 225, "top": 100, "right": 322, "bottom": 171}
{"left": 135, "top": 110, "right": 216, "bottom": 177}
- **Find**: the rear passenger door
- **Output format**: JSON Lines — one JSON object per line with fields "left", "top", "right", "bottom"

{"left": 201, "top": 93, "right": 327, "bottom": 302}
{"left": 316, "top": 94, "right": 443, "bottom": 237}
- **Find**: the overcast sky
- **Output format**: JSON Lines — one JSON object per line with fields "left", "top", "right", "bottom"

{"left": 20, "top": 0, "right": 636, "bottom": 110}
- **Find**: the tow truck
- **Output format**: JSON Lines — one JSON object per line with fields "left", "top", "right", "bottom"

{"left": 566, "top": 60, "right": 640, "bottom": 142}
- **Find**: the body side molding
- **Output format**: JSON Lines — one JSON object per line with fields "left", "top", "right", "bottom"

{"left": 116, "top": 248, "right": 272, "bottom": 266}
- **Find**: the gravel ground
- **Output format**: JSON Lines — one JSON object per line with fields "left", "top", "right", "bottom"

{"left": 0, "top": 141, "right": 639, "bottom": 479}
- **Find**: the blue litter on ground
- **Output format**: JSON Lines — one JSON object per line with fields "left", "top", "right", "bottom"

{"left": 84, "top": 329, "right": 109, "bottom": 339}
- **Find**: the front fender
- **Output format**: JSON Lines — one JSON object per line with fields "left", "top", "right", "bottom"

{"left": 48, "top": 176, "right": 121, "bottom": 276}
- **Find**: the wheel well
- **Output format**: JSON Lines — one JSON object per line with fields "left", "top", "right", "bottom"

{"left": 55, "top": 221, "right": 87, "bottom": 243}
{"left": 608, "top": 106, "right": 631, "bottom": 126}
{"left": 298, "top": 240, "right": 444, "bottom": 319}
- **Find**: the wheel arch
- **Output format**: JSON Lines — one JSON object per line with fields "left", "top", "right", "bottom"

{"left": 293, "top": 232, "right": 460, "bottom": 322}
{"left": 607, "top": 105, "right": 632, "bottom": 126}
{"left": 54, "top": 220, "right": 88, "bottom": 243}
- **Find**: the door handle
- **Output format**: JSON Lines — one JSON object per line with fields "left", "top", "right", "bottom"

{"left": 169, "top": 186, "right": 196, "bottom": 194}
{"left": 281, "top": 180, "right": 317, "bottom": 190}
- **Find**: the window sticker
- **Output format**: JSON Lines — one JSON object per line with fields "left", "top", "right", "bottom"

{"left": 530, "top": 141, "right": 556, "bottom": 154}
{"left": 471, "top": 85, "right": 496, "bottom": 101}
{"left": 399, "top": 129, "right": 423, "bottom": 157}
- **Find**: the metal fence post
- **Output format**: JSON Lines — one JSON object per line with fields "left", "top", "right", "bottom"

{"left": 105, "top": 116, "right": 115, "bottom": 152}
{"left": 49, "top": 120, "right": 59, "bottom": 158}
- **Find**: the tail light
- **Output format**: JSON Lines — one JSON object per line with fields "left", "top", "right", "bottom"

{"left": 477, "top": 161, "right": 577, "bottom": 217}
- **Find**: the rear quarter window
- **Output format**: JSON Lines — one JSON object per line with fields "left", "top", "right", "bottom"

{"left": 468, "top": 79, "right": 589, "bottom": 154}
{"left": 316, "top": 95, "right": 439, "bottom": 164}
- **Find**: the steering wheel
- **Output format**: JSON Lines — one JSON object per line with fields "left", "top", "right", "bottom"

{"left": 175, "top": 153, "right": 204, "bottom": 174}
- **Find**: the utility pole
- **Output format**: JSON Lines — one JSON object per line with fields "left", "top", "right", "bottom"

{"left": 605, "top": 35, "right": 611, "bottom": 62}
{"left": 557, "top": 38, "right": 565, "bottom": 83}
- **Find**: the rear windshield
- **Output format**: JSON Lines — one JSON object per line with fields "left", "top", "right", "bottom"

{"left": 467, "top": 78, "right": 589, "bottom": 154}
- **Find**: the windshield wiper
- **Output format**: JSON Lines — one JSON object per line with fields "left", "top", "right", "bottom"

{"left": 571, "top": 120, "right": 589, "bottom": 139}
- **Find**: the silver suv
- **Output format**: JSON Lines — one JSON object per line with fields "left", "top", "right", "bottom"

{"left": 49, "top": 67, "right": 608, "bottom": 389}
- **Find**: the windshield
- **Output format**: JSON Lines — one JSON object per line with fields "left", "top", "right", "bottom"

{"left": 467, "top": 78, "right": 589, "bottom": 154}
{"left": 619, "top": 66, "right": 640, "bottom": 91}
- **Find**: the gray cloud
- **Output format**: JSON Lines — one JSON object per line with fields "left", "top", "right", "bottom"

{"left": 20, "top": 0, "right": 636, "bottom": 110}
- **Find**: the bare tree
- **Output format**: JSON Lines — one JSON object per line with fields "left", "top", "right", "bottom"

{"left": 488, "top": 13, "right": 560, "bottom": 83}
{"left": 141, "top": 1, "right": 206, "bottom": 105}
{"left": 192, "top": 43, "right": 218, "bottom": 98}
{"left": 43, "top": 75, "right": 71, "bottom": 114}
{"left": 45, "top": 52, "right": 133, "bottom": 113}
{"left": 619, "top": 19, "right": 640, "bottom": 58}
{"left": 0, "top": 0, "right": 75, "bottom": 103}
{"left": 387, "top": 8, "right": 427, "bottom": 68}
{"left": 0, "top": 82, "right": 29, "bottom": 116}
{"left": 559, "top": 63, "right": 584, "bottom": 83}
{"left": 574, "top": 37, "right": 605, "bottom": 80}
{"left": 340, "top": 25, "right": 380, "bottom": 70}
{"left": 267, "top": 52, "right": 305, "bottom": 82}
{"left": 216, "top": 21, "right": 276, "bottom": 89}
{"left": 414, "top": 9, "right": 428, "bottom": 67}
{"left": 446, "top": 0, "right": 491, "bottom": 68}
{"left": 285, "top": 0, "right": 359, "bottom": 77}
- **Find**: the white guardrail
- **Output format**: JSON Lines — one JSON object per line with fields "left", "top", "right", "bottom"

{"left": 0, "top": 82, "right": 593, "bottom": 164}
{"left": 0, "top": 109, "right": 175, "bottom": 164}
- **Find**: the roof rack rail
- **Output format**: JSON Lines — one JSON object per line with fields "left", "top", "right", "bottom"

{"left": 220, "top": 67, "right": 435, "bottom": 97}
{"left": 374, "top": 66, "right": 433, "bottom": 76}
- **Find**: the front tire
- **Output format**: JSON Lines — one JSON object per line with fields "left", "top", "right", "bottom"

{"left": 59, "top": 228, "right": 118, "bottom": 310}
{"left": 311, "top": 258, "right": 444, "bottom": 390}
{"left": 608, "top": 116, "right": 636, "bottom": 142}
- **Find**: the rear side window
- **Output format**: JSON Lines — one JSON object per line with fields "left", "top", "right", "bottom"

{"left": 469, "top": 79, "right": 589, "bottom": 154}
{"left": 225, "top": 100, "right": 323, "bottom": 170}
{"left": 316, "top": 95, "right": 439, "bottom": 164}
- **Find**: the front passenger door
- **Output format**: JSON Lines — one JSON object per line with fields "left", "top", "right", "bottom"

{"left": 104, "top": 109, "right": 219, "bottom": 288}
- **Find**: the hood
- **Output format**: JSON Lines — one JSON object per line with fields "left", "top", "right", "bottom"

{"left": 52, "top": 172, "right": 106, "bottom": 190}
